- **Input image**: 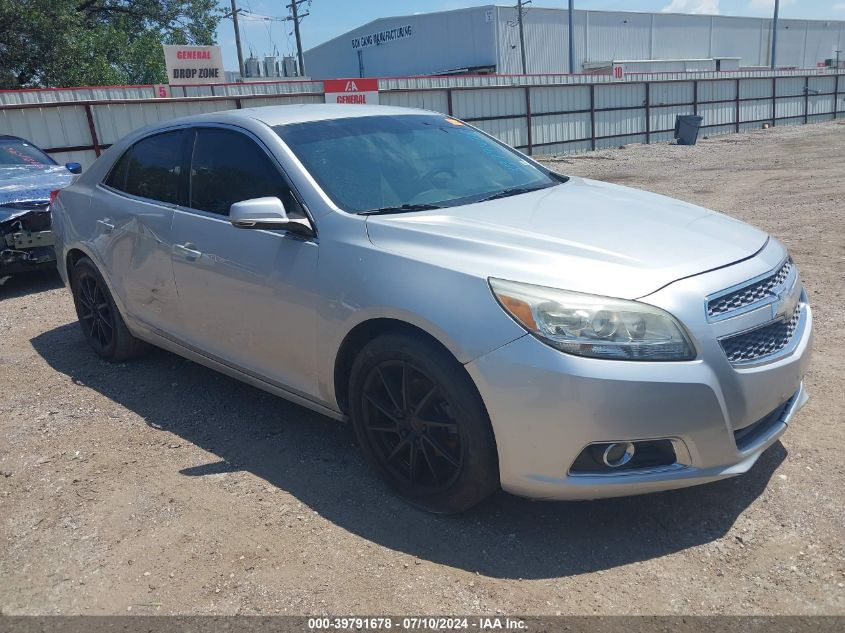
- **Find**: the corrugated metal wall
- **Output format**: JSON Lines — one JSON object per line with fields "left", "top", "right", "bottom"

{"left": 1, "top": 71, "right": 842, "bottom": 168}
{"left": 0, "top": 81, "right": 326, "bottom": 106}
{"left": 652, "top": 14, "right": 710, "bottom": 59}
{"left": 585, "top": 11, "right": 652, "bottom": 65}
{"left": 305, "top": 5, "right": 498, "bottom": 79}
{"left": 710, "top": 16, "right": 765, "bottom": 65}
{"left": 0, "top": 86, "right": 157, "bottom": 105}
{"left": 303, "top": 7, "right": 845, "bottom": 79}
{"left": 181, "top": 81, "right": 323, "bottom": 97}
{"left": 376, "top": 67, "right": 820, "bottom": 91}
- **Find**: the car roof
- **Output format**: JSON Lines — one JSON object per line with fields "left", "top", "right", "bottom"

{"left": 170, "top": 104, "right": 437, "bottom": 128}
{"left": 83, "top": 104, "right": 447, "bottom": 180}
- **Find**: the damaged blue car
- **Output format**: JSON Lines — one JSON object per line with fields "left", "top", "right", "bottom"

{"left": 1, "top": 135, "right": 80, "bottom": 277}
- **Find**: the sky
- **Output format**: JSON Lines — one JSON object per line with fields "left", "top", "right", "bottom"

{"left": 214, "top": 1, "right": 845, "bottom": 71}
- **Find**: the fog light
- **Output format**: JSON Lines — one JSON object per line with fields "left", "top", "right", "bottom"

{"left": 570, "top": 439, "right": 678, "bottom": 475}
{"left": 602, "top": 442, "right": 635, "bottom": 468}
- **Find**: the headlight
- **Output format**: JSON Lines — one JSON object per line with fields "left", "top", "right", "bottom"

{"left": 489, "top": 278, "right": 695, "bottom": 361}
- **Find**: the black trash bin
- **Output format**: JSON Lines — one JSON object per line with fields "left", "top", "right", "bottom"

{"left": 674, "top": 115, "right": 703, "bottom": 146}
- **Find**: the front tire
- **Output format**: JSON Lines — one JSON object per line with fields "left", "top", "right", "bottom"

{"left": 349, "top": 333, "right": 499, "bottom": 513}
{"left": 70, "top": 256, "right": 148, "bottom": 362}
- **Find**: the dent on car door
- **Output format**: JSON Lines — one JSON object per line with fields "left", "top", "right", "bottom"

{"left": 93, "top": 129, "right": 189, "bottom": 331}
{"left": 169, "top": 126, "right": 320, "bottom": 400}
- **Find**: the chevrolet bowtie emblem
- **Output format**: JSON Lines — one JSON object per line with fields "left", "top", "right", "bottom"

{"left": 773, "top": 283, "right": 800, "bottom": 321}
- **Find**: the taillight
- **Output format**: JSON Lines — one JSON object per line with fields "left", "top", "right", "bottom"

{"left": 49, "top": 190, "right": 60, "bottom": 205}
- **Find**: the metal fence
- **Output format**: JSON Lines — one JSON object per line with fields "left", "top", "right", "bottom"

{"left": 1, "top": 70, "right": 842, "bottom": 168}
{"left": 419, "top": 72, "right": 845, "bottom": 155}
{"left": 0, "top": 80, "right": 324, "bottom": 105}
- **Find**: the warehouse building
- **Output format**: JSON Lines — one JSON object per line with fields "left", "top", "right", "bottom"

{"left": 303, "top": 5, "right": 845, "bottom": 79}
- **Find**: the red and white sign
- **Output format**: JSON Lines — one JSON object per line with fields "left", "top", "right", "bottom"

{"left": 324, "top": 78, "right": 379, "bottom": 105}
{"left": 611, "top": 63, "right": 624, "bottom": 81}
{"left": 162, "top": 45, "right": 224, "bottom": 85}
{"left": 153, "top": 84, "right": 171, "bottom": 98}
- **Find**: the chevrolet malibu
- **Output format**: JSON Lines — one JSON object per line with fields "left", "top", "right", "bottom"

{"left": 51, "top": 105, "right": 812, "bottom": 513}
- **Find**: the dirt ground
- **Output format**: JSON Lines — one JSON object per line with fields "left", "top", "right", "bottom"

{"left": 1, "top": 122, "right": 843, "bottom": 616}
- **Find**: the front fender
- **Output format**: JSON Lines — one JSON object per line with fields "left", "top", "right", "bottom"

{"left": 314, "top": 219, "right": 526, "bottom": 406}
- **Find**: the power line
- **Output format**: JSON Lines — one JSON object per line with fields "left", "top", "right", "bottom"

{"left": 771, "top": 0, "right": 780, "bottom": 69}
{"left": 568, "top": 0, "right": 575, "bottom": 74}
{"left": 284, "top": 0, "right": 311, "bottom": 77}
{"left": 514, "top": 0, "right": 531, "bottom": 75}
{"left": 224, "top": 4, "right": 303, "bottom": 78}
{"left": 236, "top": 10, "right": 288, "bottom": 22}
{"left": 223, "top": 1, "right": 246, "bottom": 78}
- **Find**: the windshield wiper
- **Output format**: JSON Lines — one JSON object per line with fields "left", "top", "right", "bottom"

{"left": 477, "top": 184, "right": 553, "bottom": 203}
{"left": 359, "top": 203, "right": 444, "bottom": 216}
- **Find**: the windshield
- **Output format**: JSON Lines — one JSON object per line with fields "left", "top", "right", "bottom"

{"left": 274, "top": 115, "right": 563, "bottom": 214}
{"left": 0, "top": 139, "right": 56, "bottom": 167}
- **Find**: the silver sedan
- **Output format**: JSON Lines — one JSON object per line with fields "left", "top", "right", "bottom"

{"left": 50, "top": 105, "right": 812, "bottom": 512}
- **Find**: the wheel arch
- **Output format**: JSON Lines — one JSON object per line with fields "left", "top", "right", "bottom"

{"left": 65, "top": 247, "right": 88, "bottom": 280}
{"left": 333, "top": 318, "right": 483, "bottom": 417}
{"left": 338, "top": 316, "right": 502, "bottom": 511}
{"left": 64, "top": 244, "right": 134, "bottom": 330}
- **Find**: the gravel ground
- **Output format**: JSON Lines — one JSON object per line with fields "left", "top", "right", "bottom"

{"left": 1, "top": 122, "right": 843, "bottom": 616}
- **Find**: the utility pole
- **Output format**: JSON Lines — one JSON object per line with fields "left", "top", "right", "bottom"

{"left": 286, "top": 0, "right": 310, "bottom": 77}
{"left": 568, "top": 0, "right": 575, "bottom": 74}
{"left": 770, "top": 0, "right": 780, "bottom": 69}
{"left": 228, "top": 0, "right": 245, "bottom": 79}
{"left": 516, "top": 0, "right": 530, "bottom": 75}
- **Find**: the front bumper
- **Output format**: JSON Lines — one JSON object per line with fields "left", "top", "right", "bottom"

{"left": 466, "top": 244, "right": 813, "bottom": 501}
{"left": 1, "top": 207, "right": 56, "bottom": 274}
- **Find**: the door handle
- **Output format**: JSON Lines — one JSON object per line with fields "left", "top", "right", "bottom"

{"left": 96, "top": 218, "right": 115, "bottom": 233}
{"left": 174, "top": 242, "right": 202, "bottom": 261}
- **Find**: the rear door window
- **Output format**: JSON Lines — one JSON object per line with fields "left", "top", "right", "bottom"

{"left": 104, "top": 149, "right": 131, "bottom": 191}
{"left": 188, "top": 127, "right": 302, "bottom": 217}
{"left": 121, "top": 130, "right": 189, "bottom": 205}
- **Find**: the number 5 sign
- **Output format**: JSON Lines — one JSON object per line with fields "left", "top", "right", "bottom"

{"left": 153, "top": 84, "right": 171, "bottom": 98}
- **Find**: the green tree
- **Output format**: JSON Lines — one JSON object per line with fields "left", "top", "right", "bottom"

{"left": 0, "top": 0, "right": 222, "bottom": 88}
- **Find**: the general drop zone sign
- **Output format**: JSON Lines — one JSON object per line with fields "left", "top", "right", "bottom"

{"left": 163, "top": 45, "right": 225, "bottom": 85}
{"left": 324, "top": 79, "right": 380, "bottom": 105}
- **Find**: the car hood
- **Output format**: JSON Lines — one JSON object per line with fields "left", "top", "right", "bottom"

{"left": 365, "top": 176, "right": 768, "bottom": 299}
{"left": 0, "top": 165, "right": 72, "bottom": 220}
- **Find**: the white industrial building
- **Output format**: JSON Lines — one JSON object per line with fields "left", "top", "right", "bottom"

{"left": 304, "top": 5, "right": 845, "bottom": 79}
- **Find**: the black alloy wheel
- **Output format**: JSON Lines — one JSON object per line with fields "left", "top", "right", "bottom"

{"left": 70, "top": 256, "right": 148, "bottom": 362}
{"left": 74, "top": 271, "right": 115, "bottom": 354}
{"left": 349, "top": 333, "right": 499, "bottom": 513}
{"left": 361, "top": 359, "right": 463, "bottom": 492}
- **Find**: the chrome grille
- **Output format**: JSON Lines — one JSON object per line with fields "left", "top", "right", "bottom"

{"left": 720, "top": 305, "right": 802, "bottom": 364}
{"left": 707, "top": 258, "right": 793, "bottom": 319}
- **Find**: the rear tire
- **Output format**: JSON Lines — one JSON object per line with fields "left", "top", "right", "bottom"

{"left": 70, "top": 256, "right": 148, "bottom": 362}
{"left": 349, "top": 333, "right": 499, "bottom": 513}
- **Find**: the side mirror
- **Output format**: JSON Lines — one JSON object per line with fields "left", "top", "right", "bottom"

{"left": 229, "top": 197, "right": 314, "bottom": 237}
{"left": 65, "top": 162, "right": 82, "bottom": 174}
